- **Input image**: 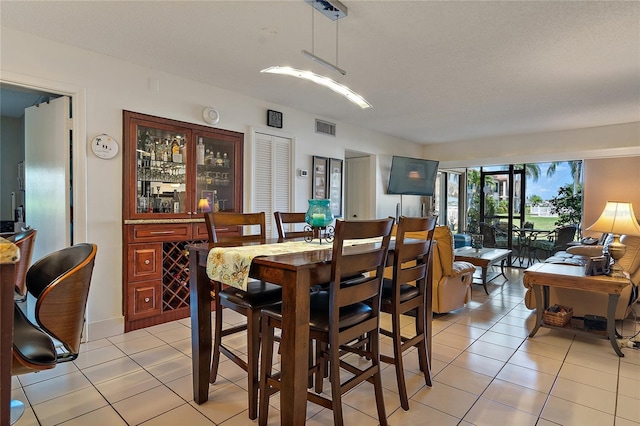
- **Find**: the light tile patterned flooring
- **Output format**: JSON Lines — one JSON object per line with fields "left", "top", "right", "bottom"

{"left": 11, "top": 268, "right": 640, "bottom": 425}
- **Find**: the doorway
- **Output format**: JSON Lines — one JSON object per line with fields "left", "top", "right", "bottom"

{"left": 0, "top": 77, "right": 85, "bottom": 262}
{"left": 467, "top": 165, "right": 526, "bottom": 265}
{"left": 345, "top": 150, "right": 374, "bottom": 220}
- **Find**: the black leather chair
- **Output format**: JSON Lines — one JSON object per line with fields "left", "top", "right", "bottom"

{"left": 11, "top": 243, "right": 97, "bottom": 422}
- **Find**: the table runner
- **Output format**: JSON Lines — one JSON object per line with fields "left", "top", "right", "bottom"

{"left": 206, "top": 237, "right": 384, "bottom": 290}
{"left": 0, "top": 237, "right": 19, "bottom": 263}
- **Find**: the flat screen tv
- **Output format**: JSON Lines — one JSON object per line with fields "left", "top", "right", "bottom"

{"left": 387, "top": 156, "right": 439, "bottom": 196}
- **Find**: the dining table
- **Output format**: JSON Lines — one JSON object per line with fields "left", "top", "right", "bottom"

{"left": 513, "top": 228, "right": 548, "bottom": 266}
{"left": 188, "top": 237, "right": 433, "bottom": 425}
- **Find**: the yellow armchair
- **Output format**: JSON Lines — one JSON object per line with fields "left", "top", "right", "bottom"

{"left": 385, "top": 225, "right": 475, "bottom": 313}
{"left": 431, "top": 226, "right": 476, "bottom": 313}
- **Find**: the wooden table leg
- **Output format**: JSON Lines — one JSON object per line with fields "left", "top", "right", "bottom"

{"left": 279, "top": 269, "right": 311, "bottom": 425}
{"left": 480, "top": 266, "right": 489, "bottom": 294}
{"left": 607, "top": 294, "right": 624, "bottom": 357}
{"left": 499, "top": 258, "right": 508, "bottom": 280}
{"left": 529, "top": 284, "right": 543, "bottom": 337}
{"left": 190, "top": 249, "right": 212, "bottom": 404}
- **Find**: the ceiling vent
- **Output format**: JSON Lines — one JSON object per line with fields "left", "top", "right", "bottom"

{"left": 315, "top": 119, "right": 336, "bottom": 136}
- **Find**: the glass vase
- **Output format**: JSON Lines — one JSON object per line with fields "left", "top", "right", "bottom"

{"left": 305, "top": 199, "right": 334, "bottom": 228}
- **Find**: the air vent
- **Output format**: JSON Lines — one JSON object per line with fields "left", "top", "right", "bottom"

{"left": 315, "top": 119, "right": 336, "bottom": 136}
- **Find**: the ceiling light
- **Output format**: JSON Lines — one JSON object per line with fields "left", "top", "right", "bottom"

{"left": 301, "top": 50, "right": 346, "bottom": 75}
{"left": 260, "top": 66, "right": 371, "bottom": 109}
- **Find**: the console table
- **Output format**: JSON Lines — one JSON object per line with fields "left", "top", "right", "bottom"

{"left": 523, "top": 262, "right": 631, "bottom": 357}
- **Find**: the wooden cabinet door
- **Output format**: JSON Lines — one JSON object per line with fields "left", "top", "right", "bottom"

{"left": 128, "top": 243, "right": 162, "bottom": 282}
{"left": 127, "top": 281, "right": 161, "bottom": 320}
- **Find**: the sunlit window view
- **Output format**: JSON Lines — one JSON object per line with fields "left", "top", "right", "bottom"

{"left": 436, "top": 161, "right": 583, "bottom": 268}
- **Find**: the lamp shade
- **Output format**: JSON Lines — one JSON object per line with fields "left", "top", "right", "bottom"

{"left": 198, "top": 198, "right": 211, "bottom": 213}
{"left": 586, "top": 201, "right": 640, "bottom": 236}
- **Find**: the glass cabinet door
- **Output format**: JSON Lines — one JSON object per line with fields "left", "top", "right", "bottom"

{"left": 194, "top": 133, "right": 238, "bottom": 214}
{"left": 135, "top": 124, "right": 189, "bottom": 216}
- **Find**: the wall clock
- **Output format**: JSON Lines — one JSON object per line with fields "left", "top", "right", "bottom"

{"left": 267, "top": 109, "right": 283, "bottom": 128}
{"left": 202, "top": 107, "right": 220, "bottom": 125}
{"left": 91, "top": 134, "right": 119, "bottom": 159}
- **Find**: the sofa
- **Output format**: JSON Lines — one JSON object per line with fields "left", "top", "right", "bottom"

{"left": 523, "top": 234, "right": 640, "bottom": 320}
{"left": 385, "top": 225, "right": 475, "bottom": 313}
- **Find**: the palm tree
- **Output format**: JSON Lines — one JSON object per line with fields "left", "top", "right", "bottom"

{"left": 546, "top": 160, "right": 583, "bottom": 192}
{"left": 522, "top": 164, "right": 541, "bottom": 182}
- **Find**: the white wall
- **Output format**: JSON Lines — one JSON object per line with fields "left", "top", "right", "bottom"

{"left": 0, "top": 116, "right": 23, "bottom": 221}
{"left": 582, "top": 156, "right": 640, "bottom": 236}
{"left": 1, "top": 27, "right": 424, "bottom": 338}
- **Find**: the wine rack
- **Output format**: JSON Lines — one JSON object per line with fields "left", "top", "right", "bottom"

{"left": 162, "top": 241, "right": 198, "bottom": 311}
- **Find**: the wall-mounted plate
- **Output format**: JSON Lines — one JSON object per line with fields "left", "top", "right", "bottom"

{"left": 91, "top": 134, "right": 119, "bottom": 159}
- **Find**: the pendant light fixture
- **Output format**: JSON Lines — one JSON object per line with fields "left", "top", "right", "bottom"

{"left": 260, "top": 0, "right": 371, "bottom": 109}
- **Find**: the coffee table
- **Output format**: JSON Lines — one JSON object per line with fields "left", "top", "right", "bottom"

{"left": 454, "top": 247, "right": 512, "bottom": 294}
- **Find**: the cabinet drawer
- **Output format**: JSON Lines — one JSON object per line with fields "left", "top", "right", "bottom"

{"left": 127, "top": 281, "right": 161, "bottom": 320}
{"left": 192, "top": 222, "right": 210, "bottom": 240}
{"left": 129, "top": 223, "right": 192, "bottom": 242}
{"left": 128, "top": 243, "right": 162, "bottom": 282}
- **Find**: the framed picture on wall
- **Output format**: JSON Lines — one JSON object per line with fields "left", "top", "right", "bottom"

{"left": 312, "top": 156, "right": 327, "bottom": 199}
{"left": 312, "top": 156, "right": 343, "bottom": 218}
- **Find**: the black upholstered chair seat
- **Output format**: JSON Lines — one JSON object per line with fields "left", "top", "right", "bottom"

{"left": 380, "top": 278, "right": 420, "bottom": 303}
{"left": 12, "top": 305, "right": 56, "bottom": 368}
{"left": 219, "top": 281, "right": 282, "bottom": 308}
{"left": 262, "top": 290, "right": 373, "bottom": 332}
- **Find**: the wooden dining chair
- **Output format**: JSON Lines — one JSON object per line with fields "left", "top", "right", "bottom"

{"left": 273, "top": 211, "right": 309, "bottom": 241}
{"left": 6, "top": 228, "right": 37, "bottom": 302}
{"left": 203, "top": 211, "right": 282, "bottom": 420}
{"left": 258, "top": 217, "right": 394, "bottom": 426}
{"left": 379, "top": 216, "right": 437, "bottom": 410}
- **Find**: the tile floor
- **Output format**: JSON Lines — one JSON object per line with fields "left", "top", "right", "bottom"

{"left": 11, "top": 268, "right": 640, "bottom": 425}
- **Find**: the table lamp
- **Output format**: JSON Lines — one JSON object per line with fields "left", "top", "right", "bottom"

{"left": 586, "top": 201, "right": 640, "bottom": 277}
{"left": 198, "top": 198, "right": 210, "bottom": 213}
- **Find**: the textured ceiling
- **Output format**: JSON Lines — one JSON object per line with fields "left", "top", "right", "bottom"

{"left": 2, "top": 1, "right": 639, "bottom": 144}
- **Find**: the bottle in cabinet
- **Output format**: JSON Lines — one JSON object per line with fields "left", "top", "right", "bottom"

{"left": 197, "top": 138, "right": 205, "bottom": 165}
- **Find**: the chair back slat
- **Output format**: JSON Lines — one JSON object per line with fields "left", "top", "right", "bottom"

{"left": 274, "top": 212, "right": 309, "bottom": 241}
{"left": 329, "top": 218, "right": 394, "bottom": 312}
{"left": 391, "top": 216, "right": 437, "bottom": 298}
{"left": 204, "top": 212, "right": 266, "bottom": 245}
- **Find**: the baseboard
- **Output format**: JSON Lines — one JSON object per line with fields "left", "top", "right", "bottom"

{"left": 86, "top": 316, "right": 125, "bottom": 341}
